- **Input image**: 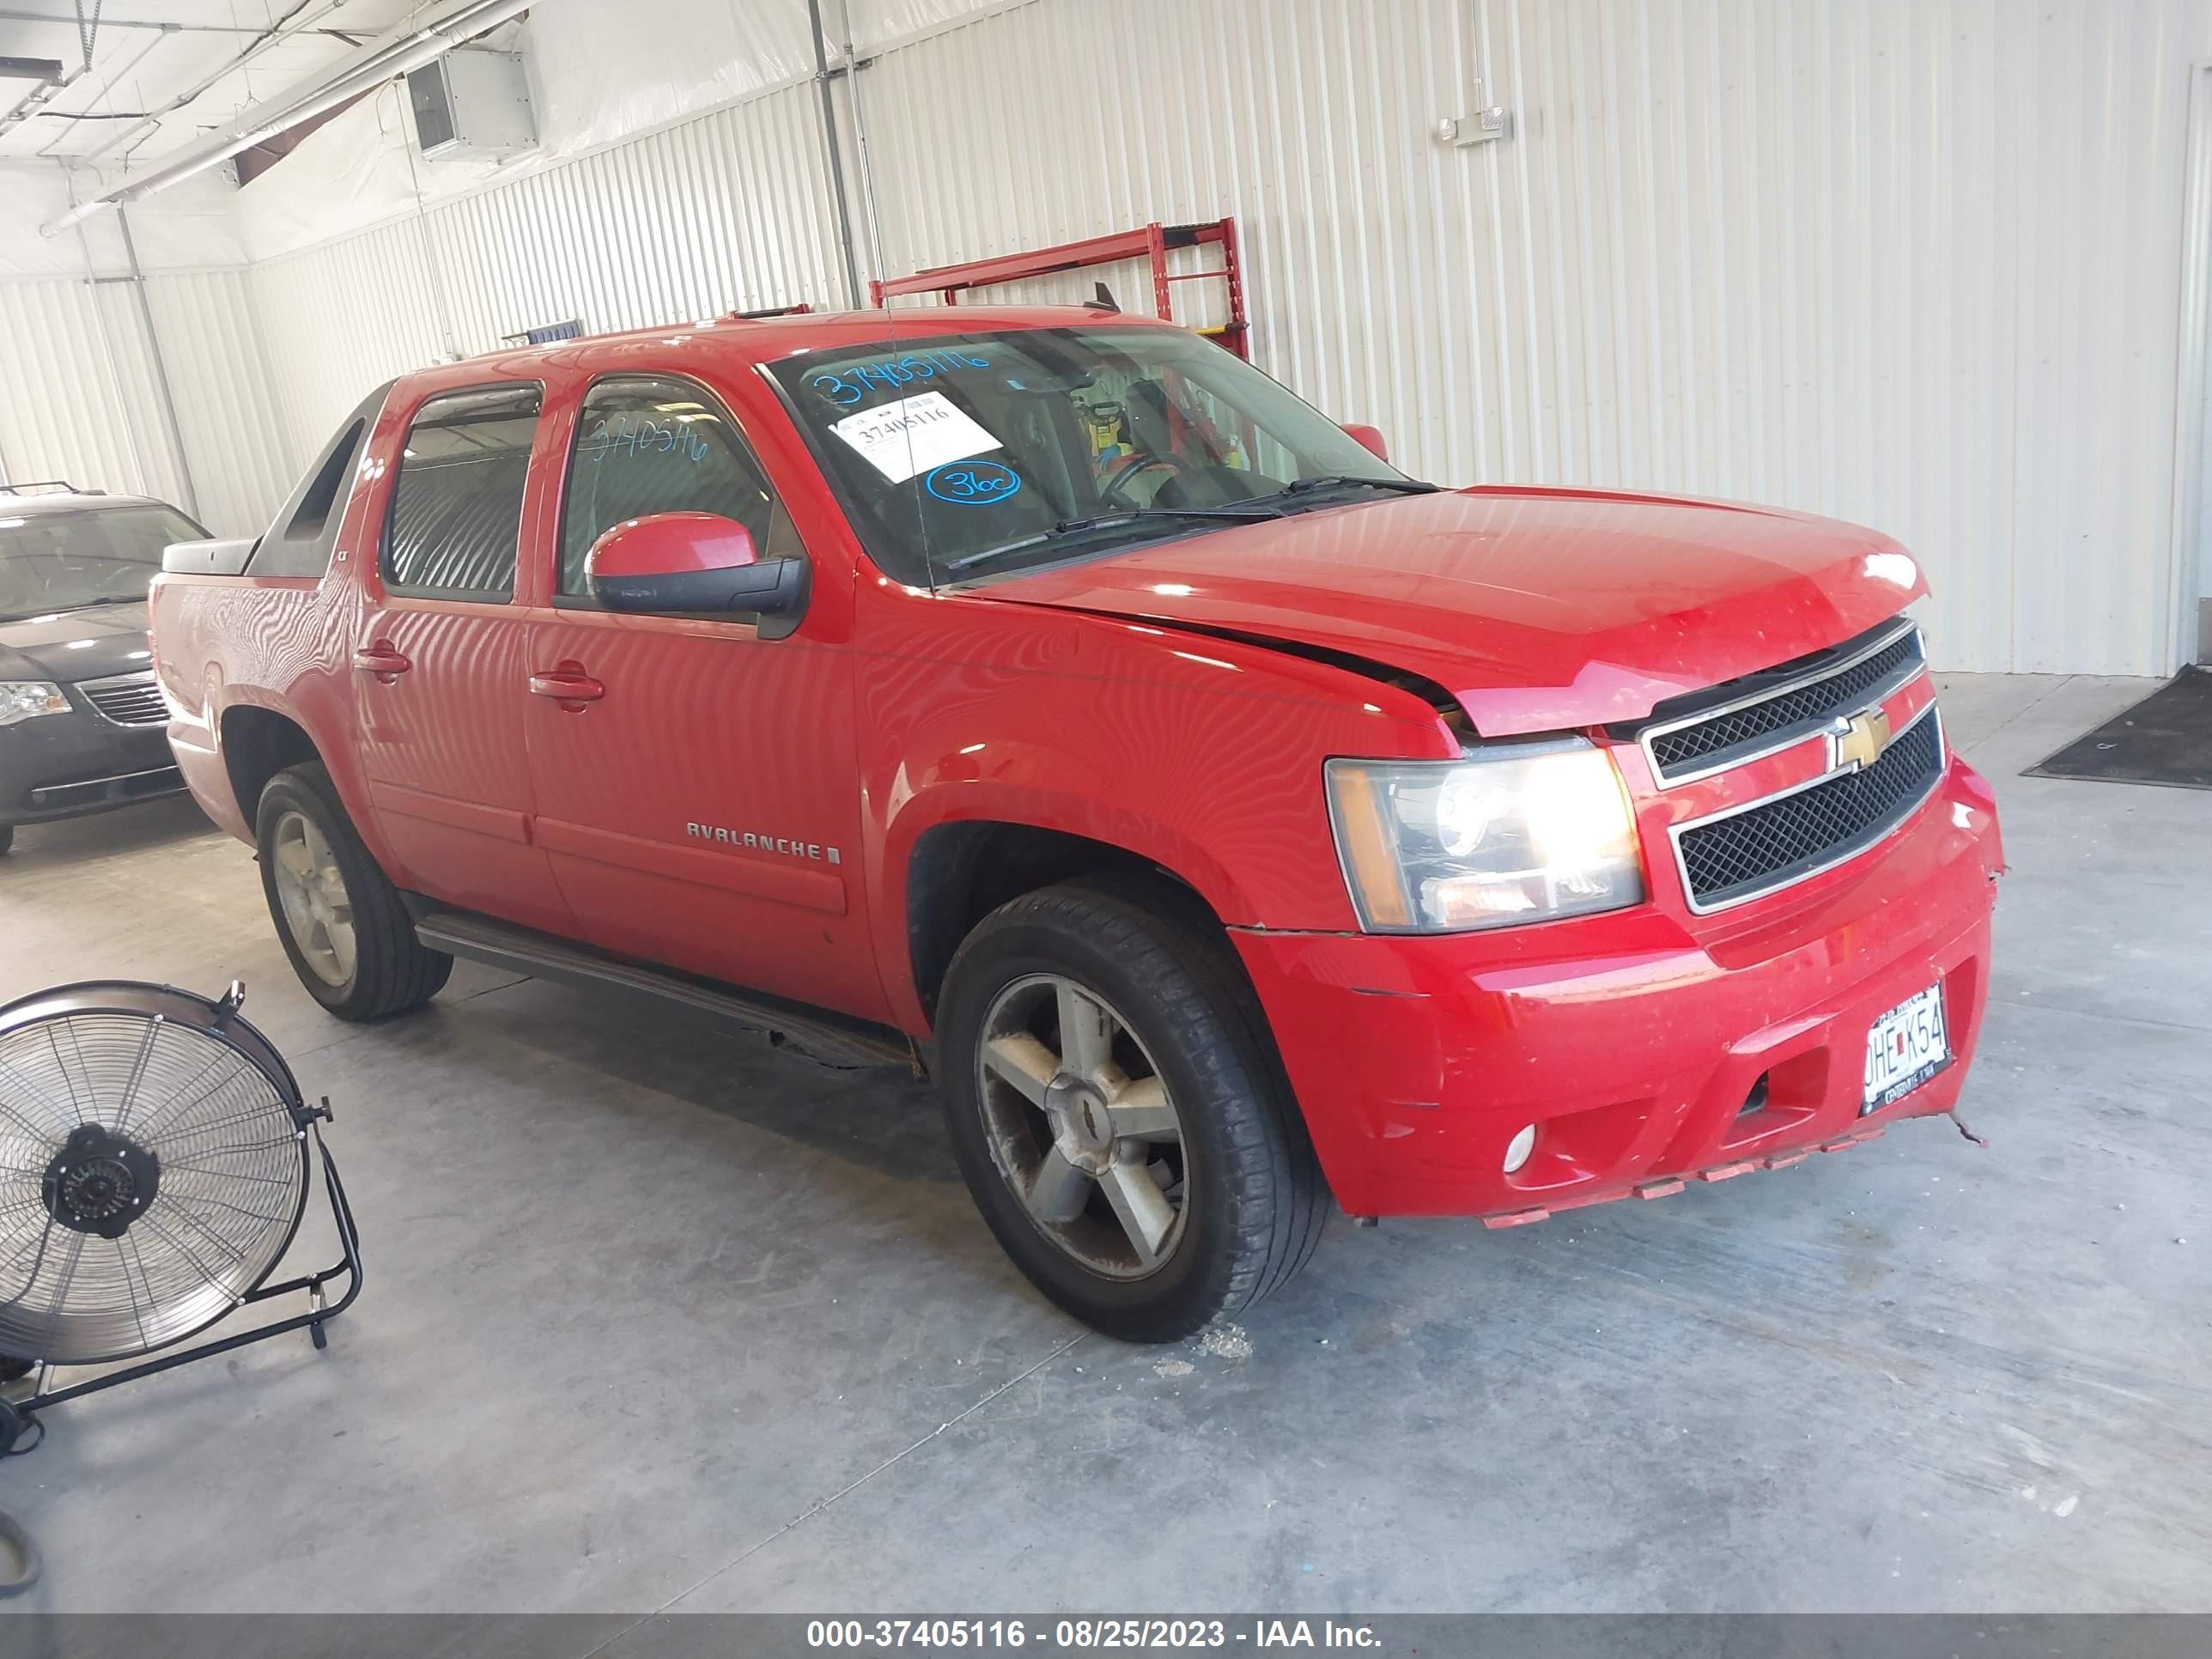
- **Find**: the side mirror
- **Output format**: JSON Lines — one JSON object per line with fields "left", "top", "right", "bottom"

{"left": 586, "top": 511, "right": 809, "bottom": 633}
{"left": 1341, "top": 423, "right": 1389, "bottom": 463}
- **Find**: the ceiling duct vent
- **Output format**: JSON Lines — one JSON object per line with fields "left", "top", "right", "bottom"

{"left": 406, "top": 48, "right": 535, "bottom": 161}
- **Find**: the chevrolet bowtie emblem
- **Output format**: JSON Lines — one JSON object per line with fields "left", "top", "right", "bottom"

{"left": 1830, "top": 707, "right": 1892, "bottom": 772}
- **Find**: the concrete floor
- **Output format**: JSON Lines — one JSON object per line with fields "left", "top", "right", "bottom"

{"left": 0, "top": 672, "right": 2206, "bottom": 1617}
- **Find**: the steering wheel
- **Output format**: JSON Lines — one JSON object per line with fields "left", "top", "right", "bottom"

{"left": 1097, "top": 453, "right": 1192, "bottom": 508}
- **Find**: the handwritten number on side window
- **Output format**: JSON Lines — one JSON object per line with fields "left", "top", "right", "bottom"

{"left": 581, "top": 413, "right": 710, "bottom": 463}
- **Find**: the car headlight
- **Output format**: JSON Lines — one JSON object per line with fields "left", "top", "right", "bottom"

{"left": 0, "top": 682, "right": 70, "bottom": 729}
{"left": 1326, "top": 739, "right": 1645, "bottom": 933}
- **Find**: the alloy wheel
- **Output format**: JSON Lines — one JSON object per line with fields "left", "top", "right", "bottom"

{"left": 974, "top": 973, "right": 1188, "bottom": 1278}
{"left": 269, "top": 810, "right": 356, "bottom": 988}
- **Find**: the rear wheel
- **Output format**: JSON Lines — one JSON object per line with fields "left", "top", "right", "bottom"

{"left": 0, "top": 825, "right": 14, "bottom": 857}
{"left": 256, "top": 763, "right": 450, "bottom": 1020}
{"left": 937, "top": 879, "right": 1328, "bottom": 1342}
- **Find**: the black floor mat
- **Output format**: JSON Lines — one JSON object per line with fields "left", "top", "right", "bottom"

{"left": 2024, "top": 666, "right": 2212, "bottom": 789}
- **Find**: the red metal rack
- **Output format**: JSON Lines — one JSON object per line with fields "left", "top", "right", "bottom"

{"left": 868, "top": 218, "right": 1249, "bottom": 359}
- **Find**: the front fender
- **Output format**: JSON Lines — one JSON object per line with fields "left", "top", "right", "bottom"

{"left": 853, "top": 586, "right": 1455, "bottom": 1030}
{"left": 873, "top": 759, "right": 1268, "bottom": 1002}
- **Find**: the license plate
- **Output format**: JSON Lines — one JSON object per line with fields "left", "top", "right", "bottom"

{"left": 1863, "top": 982, "right": 1950, "bottom": 1115}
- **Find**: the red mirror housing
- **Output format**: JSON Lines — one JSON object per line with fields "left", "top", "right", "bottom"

{"left": 586, "top": 512, "right": 807, "bottom": 633}
{"left": 588, "top": 510, "right": 758, "bottom": 581}
{"left": 1341, "top": 422, "right": 1389, "bottom": 463}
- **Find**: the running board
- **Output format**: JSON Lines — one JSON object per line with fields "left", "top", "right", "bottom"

{"left": 411, "top": 908, "right": 916, "bottom": 1072}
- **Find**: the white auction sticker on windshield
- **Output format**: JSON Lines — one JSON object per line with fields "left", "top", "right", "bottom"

{"left": 830, "top": 391, "right": 1002, "bottom": 483}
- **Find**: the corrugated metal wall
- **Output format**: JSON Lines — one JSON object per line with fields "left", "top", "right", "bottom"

{"left": 142, "top": 271, "right": 298, "bottom": 538}
{"left": 0, "top": 278, "right": 178, "bottom": 506}
{"left": 246, "top": 86, "right": 844, "bottom": 465}
{"left": 855, "top": 0, "right": 2212, "bottom": 675}
{"left": 430, "top": 81, "right": 844, "bottom": 349}
{"left": 234, "top": 0, "right": 2212, "bottom": 672}
{"left": 0, "top": 269, "right": 293, "bottom": 538}
{"left": 246, "top": 221, "right": 452, "bottom": 467}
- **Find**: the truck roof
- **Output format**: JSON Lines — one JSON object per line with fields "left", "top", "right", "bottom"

{"left": 410, "top": 304, "right": 1177, "bottom": 392}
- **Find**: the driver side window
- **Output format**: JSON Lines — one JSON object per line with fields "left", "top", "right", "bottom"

{"left": 557, "top": 376, "right": 788, "bottom": 599}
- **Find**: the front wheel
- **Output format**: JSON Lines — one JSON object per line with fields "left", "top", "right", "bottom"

{"left": 256, "top": 762, "right": 451, "bottom": 1021}
{"left": 936, "top": 879, "right": 1328, "bottom": 1342}
{"left": 0, "top": 825, "right": 14, "bottom": 857}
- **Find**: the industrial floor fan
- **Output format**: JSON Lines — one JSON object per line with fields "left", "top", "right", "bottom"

{"left": 0, "top": 979, "right": 360, "bottom": 1456}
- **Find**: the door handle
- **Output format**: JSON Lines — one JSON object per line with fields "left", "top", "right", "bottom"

{"left": 352, "top": 641, "right": 410, "bottom": 681}
{"left": 528, "top": 665, "right": 605, "bottom": 707}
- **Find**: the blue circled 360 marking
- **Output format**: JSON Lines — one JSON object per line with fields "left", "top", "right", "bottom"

{"left": 924, "top": 460, "right": 1023, "bottom": 505}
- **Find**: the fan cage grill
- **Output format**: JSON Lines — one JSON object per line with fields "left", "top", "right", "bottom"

{"left": 0, "top": 1010, "right": 307, "bottom": 1365}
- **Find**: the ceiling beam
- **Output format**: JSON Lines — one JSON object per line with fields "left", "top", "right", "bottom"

{"left": 0, "top": 9, "right": 358, "bottom": 33}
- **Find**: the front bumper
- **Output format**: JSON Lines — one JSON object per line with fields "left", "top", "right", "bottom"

{"left": 0, "top": 707, "right": 183, "bottom": 828}
{"left": 1232, "top": 755, "right": 2003, "bottom": 1219}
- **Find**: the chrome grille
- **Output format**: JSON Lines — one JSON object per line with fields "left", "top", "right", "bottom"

{"left": 77, "top": 670, "right": 167, "bottom": 727}
{"left": 1639, "top": 618, "right": 1925, "bottom": 785}
{"left": 1671, "top": 705, "right": 1946, "bottom": 912}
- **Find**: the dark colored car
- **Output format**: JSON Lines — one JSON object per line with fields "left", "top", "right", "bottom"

{"left": 0, "top": 486, "right": 205, "bottom": 855}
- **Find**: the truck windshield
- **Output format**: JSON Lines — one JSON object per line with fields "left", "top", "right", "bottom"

{"left": 765, "top": 325, "right": 1422, "bottom": 586}
{"left": 0, "top": 504, "right": 204, "bottom": 623}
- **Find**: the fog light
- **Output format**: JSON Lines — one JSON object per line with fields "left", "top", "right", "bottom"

{"left": 1502, "top": 1122, "right": 1537, "bottom": 1174}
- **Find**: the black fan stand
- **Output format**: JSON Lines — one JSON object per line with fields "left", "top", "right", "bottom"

{"left": 0, "top": 981, "right": 364, "bottom": 1594}
{"left": 0, "top": 1104, "right": 362, "bottom": 1457}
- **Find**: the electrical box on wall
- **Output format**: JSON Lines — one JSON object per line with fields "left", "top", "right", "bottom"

{"left": 406, "top": 49, "right": 535, "bottom": 161}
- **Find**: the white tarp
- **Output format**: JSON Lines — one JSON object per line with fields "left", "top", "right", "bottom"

{"left": 235, "top": 0, "right": 1002, "bottom": 264}
{"left": 2, "top": 0, "right": 1008, "bottom": 270}
{"left": 0, "top": 160, "right": 250, "bottom": 279}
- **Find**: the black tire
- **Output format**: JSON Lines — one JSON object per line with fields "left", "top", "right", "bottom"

{"left": 0, "top": 825, "right": 14, "bottom": 857}
{"left": 936, "top": 878, "right": 1329, "bottom": 1343}
{"left": 256, "top": 762, "right": 451, "bottom": 1021}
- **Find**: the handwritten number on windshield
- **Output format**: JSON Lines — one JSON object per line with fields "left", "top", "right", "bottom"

{"left": 812, "top": 351, "right": 993, "bottom": 407}
{"left": 925, "top": 461, "right": 1022, "bottom": 504}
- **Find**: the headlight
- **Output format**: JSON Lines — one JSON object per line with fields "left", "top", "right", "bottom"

{"left": 1326, "top": 739, "right": 1644, "bottom": 933}
{"left": 0, "top": 683, "right": 70, "bottom": 729}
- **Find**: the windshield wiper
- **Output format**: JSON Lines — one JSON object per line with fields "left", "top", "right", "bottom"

{"left": 944, "top": 506, "right": 1281, "bottom": 574}
{"left": 1267, "top": 474, "right": 1441, "bottom": 501}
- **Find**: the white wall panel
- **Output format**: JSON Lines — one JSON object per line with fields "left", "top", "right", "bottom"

{"left": 142, "top": 272, "right": 299, "bottom": 539}
{"left": 853, "top": 0, "right": 2212, "bottom": 675}
{"left": 0, "top": 280, "right": 166, "bottom": 504}
{"left": 237, "top": 0, "right": 2212, "bottom": 673}
{"left": 428, "top": 87, "right": 843, "bottom": 350}
{"left": 247, "top": 220, "right": 453, "bottom": 466}
{"left": 249, "top": 81, "right": 842, "bottom": 458}
{"left": 0, "top": 271, "right": 297, "bottom": 538}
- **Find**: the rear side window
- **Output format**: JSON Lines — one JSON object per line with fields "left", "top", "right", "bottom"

{"left": 382, "top": 384, "right": 541, "bottom": 599}
{"left": 556, "top": 375, "right": 786, "bottom": 597}
{"left": 250, "top": 380, "right": 391, "bottom": 579}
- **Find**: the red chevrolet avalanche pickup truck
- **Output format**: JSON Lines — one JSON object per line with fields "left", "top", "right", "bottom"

{"left": 150, "top": 307, "right": 2002, "bottom": 1340}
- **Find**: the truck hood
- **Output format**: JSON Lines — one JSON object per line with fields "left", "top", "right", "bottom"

{"left": 968, "top": 486, "right": 1925, "bottom": 735}
{"left": 0, "top": 599, "right": 156, "bottom": 685}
